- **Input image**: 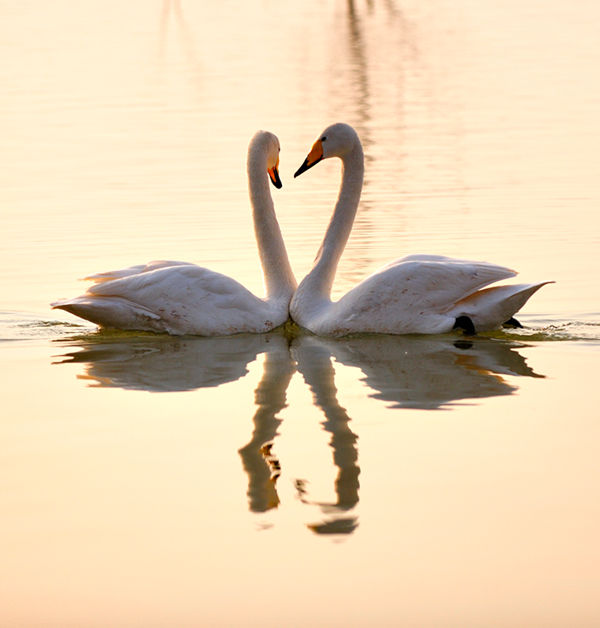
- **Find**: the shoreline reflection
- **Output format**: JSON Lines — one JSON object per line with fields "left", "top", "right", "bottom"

{"left": 53, "top": 330, "right": 543, "bottom": 535}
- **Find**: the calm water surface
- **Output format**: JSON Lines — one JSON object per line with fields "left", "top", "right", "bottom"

{"left": 2, "top": 1, "right": 599, "bottom": 626}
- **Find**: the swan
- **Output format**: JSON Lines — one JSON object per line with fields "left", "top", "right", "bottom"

{"left": 290, "top": 122, "right": 550, "bottom": 336}
{"left": 52, "top": 131, "right": 297, "bottom": 335}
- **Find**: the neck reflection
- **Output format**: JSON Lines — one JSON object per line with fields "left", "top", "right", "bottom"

{"left": 238, "top": 344, "right": 295, "bottom": 513}
{"left": 292, "top": 336, "right": 361, "bottom": 535}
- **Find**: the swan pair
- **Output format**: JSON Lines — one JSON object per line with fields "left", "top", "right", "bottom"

{"left": 53, "top": 123, "right": 550, "bottom": 336}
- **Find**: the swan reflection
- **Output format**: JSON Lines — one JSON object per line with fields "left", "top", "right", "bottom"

{"left": 55, "top": 332, "right": 280, "bottom": 392}
{"left": 301, "top": 334, "right": 543, "bottom": 410}
{"left": 54, "top": 330, "right": 543, "bottom": 534}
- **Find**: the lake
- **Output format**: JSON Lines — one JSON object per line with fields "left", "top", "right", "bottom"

{"left": 1, "top": 1, "right": 599, "bottom": 626}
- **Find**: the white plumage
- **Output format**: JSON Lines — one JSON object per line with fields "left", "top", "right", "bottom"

{"left": 52, "top": 131, "right": 297, "bottom": 335}
{"left": 290, "top": 123, "right": 550, "bottom": 336}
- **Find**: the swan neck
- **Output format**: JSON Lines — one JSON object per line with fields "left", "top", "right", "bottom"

{"left": 247, "top": 145, "right": 296, "bottom": 301}
{"left": 300, "top": 143, "right": 364, "bottom": 302}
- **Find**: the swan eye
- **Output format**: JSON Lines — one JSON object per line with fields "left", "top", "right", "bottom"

{"left": 321, "top": 136, "right": 327, "bottom": 142}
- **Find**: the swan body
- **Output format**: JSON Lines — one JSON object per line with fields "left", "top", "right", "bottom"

{"left": 290, "top": 123, "right": 550, "bottom": 336}
{"left": 52, "top": 131, "right": 297, "bottom": 335}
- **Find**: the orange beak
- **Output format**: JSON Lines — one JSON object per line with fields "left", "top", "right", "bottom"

{"left": 294, "top": 139, "right": 324, "bottom": 177}
{"left": 268, "top": 158, "right": 282, "bottom": 189}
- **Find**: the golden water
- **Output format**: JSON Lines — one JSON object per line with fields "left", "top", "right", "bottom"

{"left": 1, "top": 1, "right": 599, "bottom": 626}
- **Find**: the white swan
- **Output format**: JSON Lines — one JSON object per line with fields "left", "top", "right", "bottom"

{"left": 290, "top": 123, "right": 550, "bottom": 336}
{"left": 52, "top": 131, "right": 297, "bottom": 335}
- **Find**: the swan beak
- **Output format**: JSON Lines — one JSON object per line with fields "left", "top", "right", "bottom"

{"left": 268, "top": 163, "right": 282, "bottom": 189}
{"left": 294, "top": 139, "right": 324, "bottom": 177}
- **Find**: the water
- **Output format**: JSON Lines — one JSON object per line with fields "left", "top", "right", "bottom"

{"left": 2, "top": 1, "right": 599, "bottom": 626}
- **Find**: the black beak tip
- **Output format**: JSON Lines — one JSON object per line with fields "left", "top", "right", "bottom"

{"left": 294, "top": 158, "right": 310, "bottom": 178}
{"left": 269, "top": 169, "right": 283, "bottom": 189}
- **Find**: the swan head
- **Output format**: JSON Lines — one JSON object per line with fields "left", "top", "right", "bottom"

{"left": 294, "top": 123, "right": 360, "bottom": 177}
{"left": 250, "top": 130, "right": 282, "bottom": 189}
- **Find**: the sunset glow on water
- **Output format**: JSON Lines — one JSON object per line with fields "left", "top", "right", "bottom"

{"left": 1, "top": 1, "right": 599, "bottom": 626}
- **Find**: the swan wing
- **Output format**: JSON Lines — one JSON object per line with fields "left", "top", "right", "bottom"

{"left": 381, "top": 254, "right": 515, "bottom": 281}
{"left": 381, "top": 253, "right": 481, "bottom": 267}
{"left": 84, "top": 260, "right": 194, "bottom": 283}
{"left": 317, "top": 257, "right": 521, "bottom": 335}
{"left": 53, "top": 264, "right": 282, "bottom": 335}
{"left": 356, "top": 257, "right": 516, "bottom": 312}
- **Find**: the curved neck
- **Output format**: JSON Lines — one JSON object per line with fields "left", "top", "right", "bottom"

{"left": 298, "top": 142, "right": 364, "bottom": 303}
{"left": 247, "top": 148, "right": 297, "bottom": 301}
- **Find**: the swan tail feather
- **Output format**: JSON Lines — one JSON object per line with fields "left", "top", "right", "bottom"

{"left": 52, "top": 296, "right": 165, "bottom": 331}
{"left": 450, "top": 281, "right": 553, "bottom": 332}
